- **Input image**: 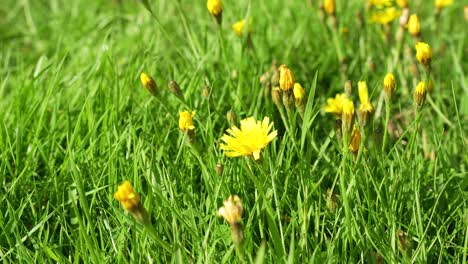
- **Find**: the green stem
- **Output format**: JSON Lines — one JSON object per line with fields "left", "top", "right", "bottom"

{"left": 382, "top": 99, "right": 391, "bottom": 153}
{"left": 339, "top": 132, "right": 352, "bottom": 248}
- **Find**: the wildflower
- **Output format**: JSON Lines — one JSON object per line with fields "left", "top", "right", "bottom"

{"left": 271, "top": 87, "right": 283, "bottom": 108}
{"left": 168, "top": 80, "right": 184, "bottom": 99}
{"left": 215, "top": 163, "right": 224, "bottom": 176}
{"left": 207, "top": 0, "right": 222, "bottom": 24}
{"left": 179, "top": 111, "right": 196, "bottom": 132}
{"left": 226, "top": 110, "right": 237, "bottom": 126}
{"left": 279, "top": 65, "right": 295, "bottom": 92}
{"left": 370, "top": 0, "right": 392, "bottom": 7}
{"left": 218, "top": 195, "right": 244, "bottom": 246}
{"left": 341, "top": 98, "right": 354, "bottom": 134}
{"left": 293, "top": 83, "right": 305, "bottom": 103}
{"left": 114, "top": 181, "right": 149, "bottom": 223}
{"left": 324, "top": 93, "right": 347, "bottom": 117}
{"left": 371, "top": 7, "right": 401, "bottom": 24}
{"left": 383, "top": 73, "right": 396, "bottom": 99}
{"left": 414, "top": 81, "right": 427, "bottom": 107}
{"left": 220, "top": 116, "right": 277, "bottom": 160}
{"left": 435, "top": 0, "right": 453, "bottom": 10}
{"left": 323, "top": 0, "right": 335, "bottom": 15}
{"left": 349, "top": 125, "right": 361, "bottom": 153}
{"left": 140, "top": 72, "right": 158, "bottom": 96}
{"left": 408, "top": 14, "right": 421, "bottom": 37}
{"left": 357, "top": 81, "right": 374, "bottom": 126}
{"left": 396, "top": 0, "right": 408, "bottom": 8}
{"left": 232, "top": 19, "right": 252, "bottom": 37}
{"left": 344, "top": 80, "right": 353, "bottom": 96}
{"left": 415, "top": 42, "right": 432, "bottom": 67}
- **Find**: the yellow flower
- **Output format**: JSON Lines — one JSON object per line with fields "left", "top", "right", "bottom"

{"left": 414, "top": 81, "right": 427, "bottom": 107}
{"left": 179, "top": 111, "right": 196, "bottom": 132}
{"left": 279, "top": 65, "right": 295, "bottom": 92}
{"left": 232, "top": 19, "right": 252, "bottom": 37}
{"left": 114, "top": 181, "right": 141, "bottom": 213}
{"left": 217, "top": 195, "right": 243, "bottom": 225}
{"left": 349, "top": 125, "right": 361, "bottom": 153}
{"left": 408, "top": 14, "right": 421, "bottom": 37}
{"left": 324, "top": 93, "right": 347, "bottom": 117}
{"left": 207, "top": 0, "right": 222, "bottom": 24}
{"left": 342, "top": 98, "right": 354, "bottom": 134}
{"left": 358, "top": 81, "right": 373, "bottom": 126}
{"left": 220, "top": 116, "right": 277, "bottom": 160}
{"left": 293, "top": 83, "right": 305, "bottom": 103}
{"left": 383, "top": 73, "right": 396, "bottom": 98}
{"left": 415, "top": 42, "right": 432, "bottom": 67}
{"left": 435, "top": 0, "right": 453, "bottom": 9}
{"left": 396, "top": 0, "right": 408, "bottom": 8}
{"left": 370, "top": 0, "right": 392, "bottom": 7}
{"left": 371, "top": 7, "right": 401, "bottom": 24}
{"left": 324, "top": 0, "right": 335, "bottom": 15}
{"left": 140, "top": 72, "right": 158, "bottom": 96}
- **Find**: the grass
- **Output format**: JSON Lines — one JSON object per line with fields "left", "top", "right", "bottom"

{"left": 0, "top": 0, "right": 467, "bottom": 262}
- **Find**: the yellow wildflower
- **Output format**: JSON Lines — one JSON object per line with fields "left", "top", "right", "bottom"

{"left": 408, "top": 14, "right": 421, "bottom": 37}
{"left": 396, "top": 0, "right": 408, "bottom": 8}
{"left": 217, "top": 195, "right": 243, "bottom": 225}
{"left": 358, "top": 81, "right": 373, "bottom": 126}
{"left": 140, "top": 72, "right": 158, "bottom": 96}
{"left": 370, "top": 0, "right": 392, "bottom": 7}
{"left": 324, "top": 0, "right": 335, "bottom": 15}
{"left": 414, "top": 81, "right": 427, "bottom": 107}
{"left": 349, "top": 125, "right": 361, "bottom": 153}
{"left": 383, "top": 73, "right": 396, "bottom": 100}
{"left": 220, "top": 117, "right": 277, "bottom": 160}
{"left": 207, "top": 0, "right": 222, "bottom": 24}
{"left": 324, "top": 93, "right": 347, "bottom": 117}
{"left": 435, "top": 0, "right": 453, "bottom": 9}
{"left": 279, "top": 65, "right": 295, "bottom": 92}
{"left": 371, "top": 7, "right": 401, "bottom": 24}
{"left": 114, "top": 181, "right": 141, "bottom": 213}
{"left": 415, "top": 42, "right": 432, "bottom": 67}
{"left": 232, "top": 19, "right": 252, "bottom": 37}
{"left": 342, "top": 98, "right": 354, "bottom": 134}
{"left": 179, "top": 111, "right": 196, "bottom": 132}
{"left": 293, "top": 83, "right": 305, "bottom": 103}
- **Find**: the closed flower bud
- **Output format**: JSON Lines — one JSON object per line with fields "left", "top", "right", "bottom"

{"left": 232, "top": 19, "right": 252, "bottom": 37}
{"left": 202, "top": 85, "right": 211, "bottom": 98}
{"left": 271, "top": 87, "right": 283, "bottom": 108}
{"left": 344, "top": 80, "right": 353, "bottom": 96}
{"left": 140, "top": 72, "right": 158, "bottom": 96}
{"left": 293, "top": 83, "right": 305, "bottom": 103}
{"left": 349, "top": 124, "right": 361, "bottom": 154}
{"left": 215, "top": 163, "right": 224, "bottom": 176}
{"left": 279, "top": 64, "right": 295, "bottom": 92}
{"left": 168, "top": 80, "right": 184, "bottom": 99}
{"left": 414, "top": 81, "right": 427, "bottom": 107}
{"left": 383, "top": 73, "right": 396, "bottom": 100}
{"left": 357, "top": 81, "right": 373, "bottom": 126}
{"left": 408, "top": 14, "right": 420, "bottom": 37}
{"left": 226, "top": 110, "right": 237, "bottom": 126}
{"left": 341, "top": 98, "right": 354, "bottom": 135}
{"left": 207, "top": 0, "right": 222, "bottom": 24}
{"left": 415, "top": 42, "right": 432, "bottom": 67}
{"left": 114, "top": 181, "right": 149, "bottom": 224}
{"left": 324, "top": 0, "right": 335, "bottom": 15}
{"left": 397, "top": 0, "right": 408, "bottom": 8}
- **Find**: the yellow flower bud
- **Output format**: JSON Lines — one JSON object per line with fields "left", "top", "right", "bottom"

{"left": 140, "top": 72, "right": 158, "bottom": 96}
{"left": 383, "top": 73, "right": 396, "bottom": 99}
{"left": 324, "top": 0, "right": 335, "bottom": 15}
{"left": 217, "top": 195, "right": 243, "bottom": 225}
{"left": 168, "top": 80, "right": 184, "bottom": 99}
{"left": 114, "top": 181, "right": 141, "bottom": 213}
{"left": 397, "top": 0, "right": 408, "bottom": 8}
{"left": 414, "top": 81, "right": 427, "bottom": 107}
{"left": 207, "top": 0, "right": 222, "bottom": 24}
{"left": 349, "top": 125, "right": 361, "bottom": 154}
{"left": 341, "top": 98, "right": 354, "bottom": 134}
{"left": 415, "top": 42, "right": 432, "bottom": 67}
{"left": 293, "top": 83, "right": 305, "bottom": 103}
{"left": 232, "top": 19, "right": 252, "bottom": 37}
{"left": 435, "top": 0, "right": 453, "bottom": 9}
{"left": 408, "top": 14, "right": 420, "bottom": 37}
{"left": 279, "top": 64, "right": 295, "bottom": 92}
{"left": 179, "top": 111, "right": 196, "bottom": 132}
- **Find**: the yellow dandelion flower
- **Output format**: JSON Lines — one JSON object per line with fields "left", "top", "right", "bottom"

{"left": 114, "top": 181, "right": 141, "bottom": 213}
{"left": 414, "top": 81, "right": 427, "bottom": 107}
{"left": 140, "top": 72, "right": 158, "bottom": 96}
{"left": 408, "top": 14, "right": 421, "bottom": 37}
{"left": 207, "top": 0, "right": 222, "bottom": 24}
{"left": 232, "top": 19, "right": 252, "bottom": 37}
{"left": 383, "top": 73, "right": 396, "bottom": 98}
{"left": 324, "top": 93, "right": 347, "bottom": 117}
{"left": 324, "top": 0, "right": 336, "bottom": 15}
{"left": 342, "top": 98, "right": 354, "bottom": 134}
{"left": 179, "top": 111, "right": 196, "bottom": 132}
{"left": 220, "top": 116, "right": 277, "bottom": 160}
{"left": 396, "top": 0, "right": 408, "bottom": 8}
{"left": 415, "top": 42, "right": 432, "bottom": 67}
{"left": 293, "top": 83, "right": 305, "bottom": 103}
{"left": 371, "top": 7, "right": 401, "bottom": 24}
{"left": 279, "top": 64, "right": 295, "bottom": 92}
{"left": 435, "top": 0, "right": 453, "bottom": 9}
{"left": 349, "top": 124, "right": 361, "bottom": 153}
{"left": 217, "top": 195, "right": 243, "bottom": 225}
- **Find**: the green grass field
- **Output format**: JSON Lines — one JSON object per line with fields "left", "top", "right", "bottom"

{"left": 1, "top": 0, "right": 467, "bottom": 262}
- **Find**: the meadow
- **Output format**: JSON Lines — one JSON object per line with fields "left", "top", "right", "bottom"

{"left": 0, "top": 0, "right": 467, "bottom": 262}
